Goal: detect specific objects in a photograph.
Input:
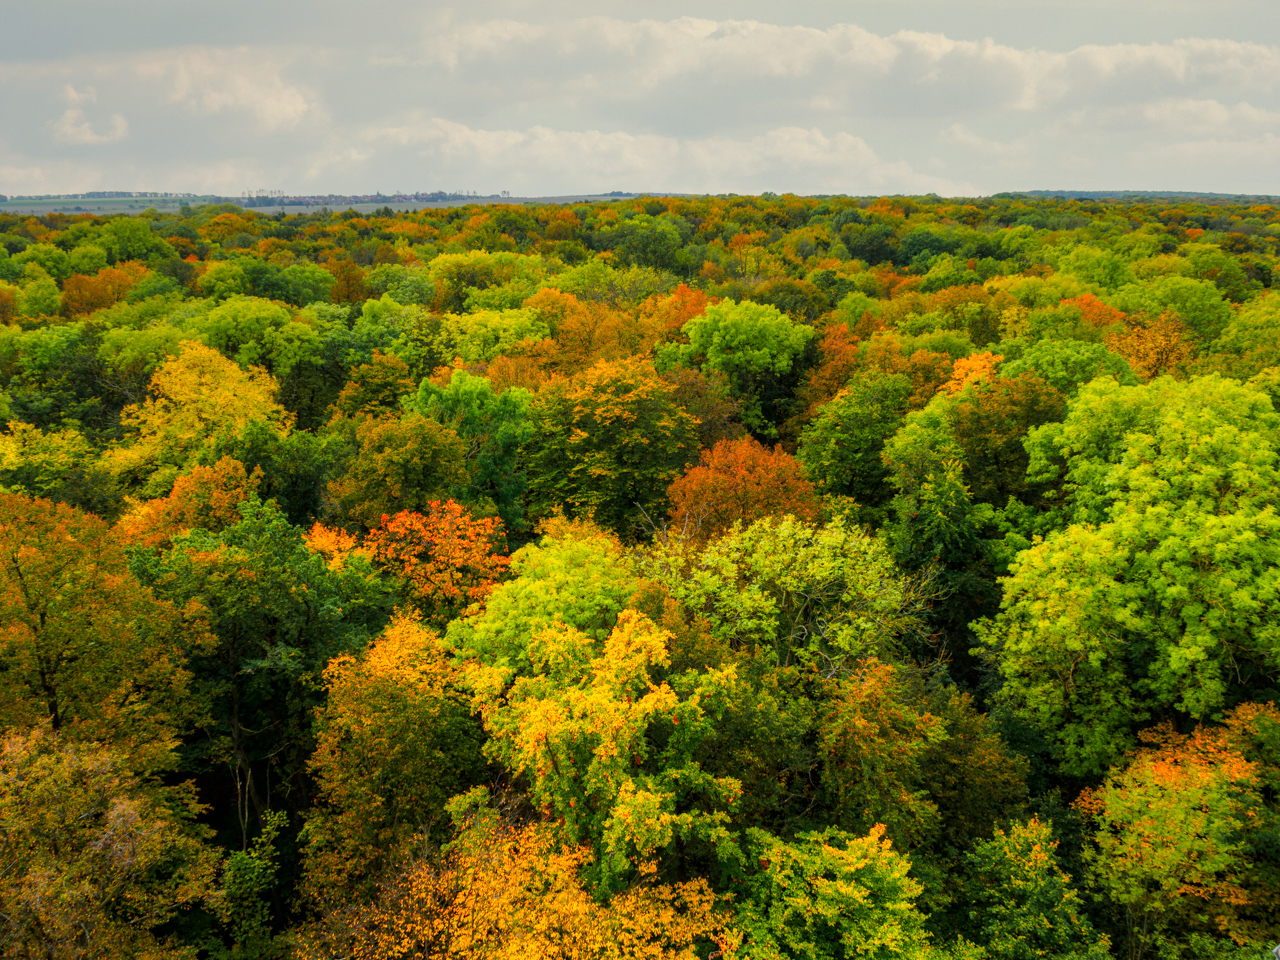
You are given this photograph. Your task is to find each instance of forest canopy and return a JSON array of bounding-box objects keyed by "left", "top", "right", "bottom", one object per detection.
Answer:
[{"left": 2, "top": 191, "right": 1279, "bottom": 960}]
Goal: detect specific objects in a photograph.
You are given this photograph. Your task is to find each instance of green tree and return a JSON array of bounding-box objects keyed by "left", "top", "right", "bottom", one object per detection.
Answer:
[
  {"left": 643, "top": 515, "right": 927, "bottom": 672},
  {"left": 132, "top": 499, "right": 392, "bottom": 836},
  {"left": 736, "top": 825, "right": 930, "bottom": 960},
  {"left": 446, "top": 515, "right": 636, "bottom": 684},
  {"left": 798, "top": 372, "right": 912, "bottom": 520},
  {"left": 13, "top": 243, "right": 70, "bottom": 281},
  {"left": 957, "top": 818, "right": 1108, "bottom": 960},
  {"left": 413, "top": 370, "right": 534, "bottom": 534},
  {"left": 19, "top": 276, "right": 61, "bottom": 317},
  {"left": 474, "top": 609, "right": 742, "bottom": 891},
  {"left": 999, "top": 339, "right": 1137, "bottom": 397},
  {"left": 979, "top": 376, "right": 1280, "bottom": 773},
  {"left": 100, "top": 217, "right": 178, "bottom": 263},
  {"left": 663, "top": 299, "right": 815, "bottom": 436},
  {"left": 523, "top": 358, "right": 698, "bottom": 536},
  {"left": 326, "top": 413, "right": 467, "bottom": 531}
]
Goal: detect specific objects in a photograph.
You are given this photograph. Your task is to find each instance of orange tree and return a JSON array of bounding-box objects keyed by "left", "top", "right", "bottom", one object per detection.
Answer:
[
  {"left": 1077, "top": 708, "right": 1280, "bottom": 958},
  {"left": 297, "top": 795, "right": 735, "bottom": 960},
  {"left": 365, "top": 501, "right": 510, "bottom": 627},
  {"left": 666, "top": 435, "right": 821, "bottom": 542}
]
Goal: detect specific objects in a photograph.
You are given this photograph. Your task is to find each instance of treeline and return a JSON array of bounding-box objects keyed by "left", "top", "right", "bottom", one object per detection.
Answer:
[{"left": 1, "top": 192, "right": 1279, "bottom": 960}]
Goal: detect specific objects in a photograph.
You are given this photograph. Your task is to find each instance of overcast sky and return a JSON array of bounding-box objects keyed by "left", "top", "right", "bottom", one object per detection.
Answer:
[{"left": 1, "top": 1, "right": 1277, "bottom": 197}]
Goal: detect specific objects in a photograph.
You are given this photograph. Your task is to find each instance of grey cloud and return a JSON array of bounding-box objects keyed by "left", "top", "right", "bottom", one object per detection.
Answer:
[{"left": 1, "top": 10, "right": 1278, "bottom": 196}]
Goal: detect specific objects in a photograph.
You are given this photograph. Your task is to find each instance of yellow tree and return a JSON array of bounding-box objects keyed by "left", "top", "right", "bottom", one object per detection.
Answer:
[
  {"left": 472, "top": 609, "right": 742, "bottom": 891},
  {"left": 297, "top": 799, "right": 735, "bottom": 960},
  {"left": 0, "top": 728, "right": 218, "bottom": 960},
  {"left": 105, "top": 339, "right": 292, "bottom": 496}
]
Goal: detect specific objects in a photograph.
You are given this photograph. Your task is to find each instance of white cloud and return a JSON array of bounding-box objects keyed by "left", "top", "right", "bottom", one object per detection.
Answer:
[
  {"left": 63, "top": 83, "right": 96, "bottom": 104},
  {"left": 51, "top": 108, "right": 128, "bottom": 145},
  {"left": 358, "top": 116, "right": 968, "bottom": 195},
  {"left": 133, "top": 47, "right": 315, "bottom": 129},
  {"left": 1, "top": 12, "right": 1279, "bottom": 195}
]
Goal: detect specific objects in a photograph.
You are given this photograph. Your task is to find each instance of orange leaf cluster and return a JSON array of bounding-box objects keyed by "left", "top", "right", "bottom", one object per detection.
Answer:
[
  {"left": 305, "top": 522, "right": 370, "bottom": 571},
  {"left": 61, "top": 261, "right": 150, "bottom": 316},
  {"left": 667, "top": 436, "right": 821, "bottom": 542},
  {"left": 1062, "top": 292, "right": 1129, "bottom": 329},
  {"left": 1105, "top": 312, "right": 1196, "bottom": 381},
  {"left": 366, "top": 501, "right": 510, "bottom": 624},
  {"left": 944, "top": 351, "right": 1004, "bottom": 395},
  {"left": 299, "top": 815, "right": 735, "bottom": 960},
  {"left": 114, "top": 456, "right": 262, "bottom": 549}
]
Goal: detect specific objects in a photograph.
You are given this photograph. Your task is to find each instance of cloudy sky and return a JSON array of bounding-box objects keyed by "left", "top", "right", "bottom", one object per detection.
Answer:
[{"left": 1, "top": 0, "right": 1277, "bottom": 197}]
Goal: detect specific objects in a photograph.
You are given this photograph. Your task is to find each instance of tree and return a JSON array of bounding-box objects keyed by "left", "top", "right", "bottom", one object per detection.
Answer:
[
  {"left": 818, "top": 660, "right": 946, "bottom": 850},
  {"left": 330, "top": 351, "right": 416, "bottom": 422},
  {"left": 413, "top": 370, "right": 534, "bottom": 534},
  {"left": 446, "top": 515, "right": 637, "bottom": 685},
  {"left": 1196, "top": 291, "right": 1280, "bottom": 381},
  {"left": 979, "top": 376, "right": 1280, "bottom": 773},
  {"left": 1000, "top": 339, "right": 1136, "bottom": 397},
  {"left": 1024, "top": 374, "right": 1280, "bottom": 528},
  {"left": 663, "top": 299, "right": 815, "bottom": 436},
  {"left": 1105, "top": 312, "right": 1197, "bottom": 381},
  {"left": 114, "top": 456, "right": 262, "bottom": 549},
  {"left": 301, "top": 614, "right": 487, "bottom": 903},
  {"left": 643, "top": 515, "right": 928, "bottom": 673},
  {"left": 99, "top": 216, "right": 177, "bottom": 263},
  {"left": 0, "top": 728, "right": 218, "bottom": 960},
  {"left": 298, "top": 800, "right": 734, "bottom": 960},
  {"left": 19, "top": 276, "right": 61, "bottom": 317},
  {"left": 474, "top": 609, "right": 742, "bottom": 890},
  {"left": 959, "top": 817, "right": 1109, "bottom": 960},
  {"left": 326, "top": 413, "right": 467, "bottom": 531},
  {"left": 647, "top": 369, "right": 742, "bottom": 453},
  {"left": 945, "top": 373, "right": 1065, "bottom": 507},
  {"left": 523, "top": 358, "right": 699, "bottom": 536},
  {"left": 798, "top": 372, "right": 912, "bottom": 520},
  {"left": 0, "top": 492, "right": 208, "bottom": 774},
  {"left": 0, "top": 420, "right": 120, "bottom": 517},
  {"left": 132, "top": 499, "right": 392, "bottom": 837},
  {"left": 667, "top": 436, "right": 821, "bottom": 541},
  {"left": 1077, "top": 714, "right": 1278, "bottom": 959},
  {"left": 736, "top": 825, "right": 930, "bottom": 960},
  {"left": 105, "top": 340, "right": 292, "bottom": 496},
  {"left": 366, "top": 502, "right": 510, "bottom": 627},
  {"left": 61, "top": 262, "right": 148, "bottom": 316}
]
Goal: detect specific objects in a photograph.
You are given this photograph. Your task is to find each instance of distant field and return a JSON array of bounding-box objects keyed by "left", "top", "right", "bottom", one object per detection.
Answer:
[
  {"left": 0, "top": 193, "right": 640, "bottom": 216},
  {"left": 0, "top": 196, "right": 216, "bottom": 216}
]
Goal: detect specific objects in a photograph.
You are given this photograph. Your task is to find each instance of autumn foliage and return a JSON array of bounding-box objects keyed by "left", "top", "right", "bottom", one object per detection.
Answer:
[
  {"left": 666, "top": 435, "right": 821, "bottom": 540},
  {"left": 4, "top": 193, "right": 1280, "bottom": 958},
  {"left": 366, "top": 501, "right": 511, "bottom": 625}
]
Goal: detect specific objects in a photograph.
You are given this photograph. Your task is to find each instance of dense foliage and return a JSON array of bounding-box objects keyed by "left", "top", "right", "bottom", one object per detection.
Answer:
[{"left": 2, "top": 191, "right": 1280, "bottom": 959}]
